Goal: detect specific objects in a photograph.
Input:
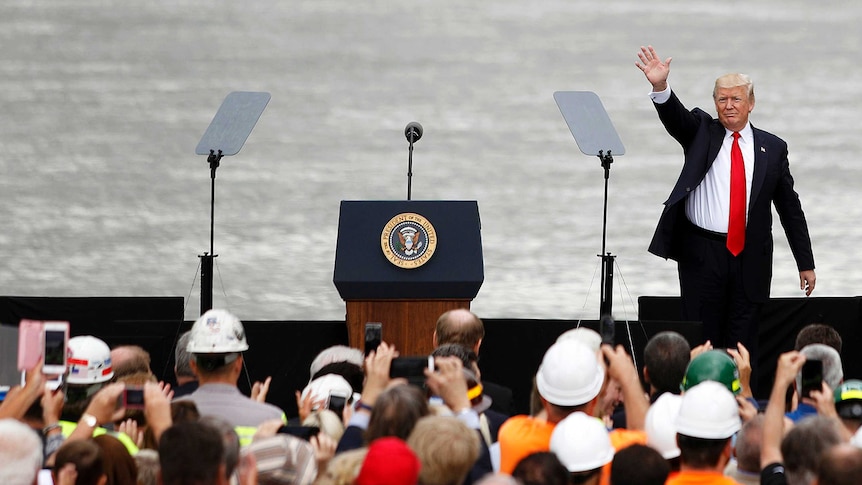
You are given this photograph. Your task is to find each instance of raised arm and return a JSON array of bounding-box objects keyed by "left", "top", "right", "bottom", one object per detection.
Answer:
[
  {"left": 635, "top": 45, "right": 672, "bottom": 92},
  {"left": 602, "top": 344, "right": 649, "bottom": 430},
  {"left": 761, "top": 351, "right": 805, "bottom": 469}
]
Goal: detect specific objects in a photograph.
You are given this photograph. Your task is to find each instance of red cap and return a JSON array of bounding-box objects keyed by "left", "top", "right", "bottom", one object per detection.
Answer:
[{"left": 354, "top": 437, "right": 421, "bottom": 485}]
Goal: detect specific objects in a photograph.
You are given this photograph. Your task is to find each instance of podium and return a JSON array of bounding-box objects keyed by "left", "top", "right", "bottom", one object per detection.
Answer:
[{"left": 333, "top": 201, "right": 484, "bottom": 355}]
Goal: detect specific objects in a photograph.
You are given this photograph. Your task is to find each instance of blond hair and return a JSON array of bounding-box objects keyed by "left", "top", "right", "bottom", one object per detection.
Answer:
[
  {"left": 408, "top": 416, "right": 481, "bottom": 485},
  {"left": 314, "top": 447, "right": 367, "bottom": 485},
  {"left": 713, "top": 73, "right": 754, "bottom": 101},
  {"left": 302, "top": 409, "right": 345, "bottom": 442}
]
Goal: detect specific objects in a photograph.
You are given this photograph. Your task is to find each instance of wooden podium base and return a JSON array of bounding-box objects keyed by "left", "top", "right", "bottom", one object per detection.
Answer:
[{"left": 345, "top": 300, "right": 471, "bottom": 356}]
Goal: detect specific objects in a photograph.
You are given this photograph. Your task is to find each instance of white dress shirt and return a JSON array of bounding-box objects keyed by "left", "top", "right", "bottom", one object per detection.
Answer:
[{"left": 650, "top": 85, "right": 755, "bottom": 233}]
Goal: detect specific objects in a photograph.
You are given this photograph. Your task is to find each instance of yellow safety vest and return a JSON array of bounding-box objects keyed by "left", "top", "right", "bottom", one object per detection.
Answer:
[
  {"left": 59, "top": 420, "right": 140, "bottom": 455},
  {"left": 234, "top": 412, "right": 288, "bottom": 447}
]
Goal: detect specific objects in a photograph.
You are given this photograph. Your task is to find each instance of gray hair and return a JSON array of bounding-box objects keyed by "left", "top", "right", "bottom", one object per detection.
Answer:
[
  {"left": 474, "top": 474, "right": 522, "bottom": 485},
  {"left": 797, "top": 344, "right": 844, "bottom": 392},
  {"left": 0, "top": 418, "right": 43, "bottom": 484},
  {"left": 175, "top": 331, "right": 195, "bottom": 378},
  {"left": 734, "top": 414, "right": 765, "bottom": 473},
  {"left": 134, "top": 449, "right": 160, "bottom": 485},
  {"left": 199, "top": 416, "right": 240, "bottom": 479},
  {"left": 781, "top": 415, "right": 844, "bottom": 485}
]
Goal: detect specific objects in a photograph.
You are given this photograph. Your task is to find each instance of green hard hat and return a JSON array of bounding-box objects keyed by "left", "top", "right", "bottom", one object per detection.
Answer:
[
  {"left": 834, "top": 379, "right": 862, "bottom": 419},
  {"left": 681, "top": 350, "right": 742, "bottom": 395}
]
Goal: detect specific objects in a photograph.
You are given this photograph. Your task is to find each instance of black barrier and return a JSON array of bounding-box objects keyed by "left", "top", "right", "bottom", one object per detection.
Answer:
[
  {"left": 4, "top": 296, "right": 861, "bottom": 415},
  {"left": 639, "top": 296, "right": 862, "bottom": 400}
]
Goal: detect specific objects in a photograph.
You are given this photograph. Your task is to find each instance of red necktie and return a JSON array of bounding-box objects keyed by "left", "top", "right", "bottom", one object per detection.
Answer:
[{"left": 727, "top": 132, "right": 745, "bottom": 256}]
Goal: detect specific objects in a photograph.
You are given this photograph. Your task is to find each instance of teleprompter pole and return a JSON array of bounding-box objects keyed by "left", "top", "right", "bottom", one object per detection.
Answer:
[
  {"left": 553, "top": 91, "right": 625, "bottom": 319},
  {"left": 199, "top": 149, "right": 223, "bottom": 314},
  {"left": 598, "top": 150, "right": 615, "bottom": 319},
  {"left": 194, "top": 92, "right": 270, "bottom": 316}
]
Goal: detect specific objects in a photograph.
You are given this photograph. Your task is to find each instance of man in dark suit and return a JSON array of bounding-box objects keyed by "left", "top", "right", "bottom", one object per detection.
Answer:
[
  {"left": 635, "top": 46, "right": 816, "bottom": 377},
  {"left": 434, "top": 309, "right": 515, "bottom": 416}
]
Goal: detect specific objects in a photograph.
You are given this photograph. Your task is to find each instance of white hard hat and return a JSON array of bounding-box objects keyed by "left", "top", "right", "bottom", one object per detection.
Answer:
[
  {"left": 555, "top": 327, "right": 602, "bottom": 352},
  {"left": 675, "top": 381, "right": 741, "bottom": 439},
  {"left": 301, "top": 374, "right": 354, "bottom": 402},
  {"left": 645, "top": 392, "right": 683, "bottom": 459},
  {"left": 67, "top": 336, "right": 114, "bottom": 384},
  {"left": 536, "top": 340, "right": 604, "bottom": 406},
  {"left": 549, "top": 412, "right": 614, "bottom": 472},
  {"left": 187, "top": 309, "right": 249, "bottom": 354}
]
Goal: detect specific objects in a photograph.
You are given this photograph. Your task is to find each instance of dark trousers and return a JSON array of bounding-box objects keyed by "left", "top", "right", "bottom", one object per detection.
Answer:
[{"left": 678, "top": 221, "right": 761, "bottom": 391}]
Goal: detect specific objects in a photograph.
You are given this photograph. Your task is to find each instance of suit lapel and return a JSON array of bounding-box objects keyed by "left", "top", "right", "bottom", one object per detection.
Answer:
[
  {"left": 750, "top": 127, "right": 767, "bottom": 206},
  {"left": 707, "top": 122, "right": 724, "bottom": 169}
]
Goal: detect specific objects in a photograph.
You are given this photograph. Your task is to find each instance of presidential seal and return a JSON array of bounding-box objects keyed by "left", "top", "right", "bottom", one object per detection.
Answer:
[{"left": 380, "top": 212, "right": 437, "bottom": 269}]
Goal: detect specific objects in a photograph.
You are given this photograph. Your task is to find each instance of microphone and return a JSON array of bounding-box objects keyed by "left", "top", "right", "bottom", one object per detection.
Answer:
[{"left": 404, "top": 122, "right": 423, "bottom": 143}]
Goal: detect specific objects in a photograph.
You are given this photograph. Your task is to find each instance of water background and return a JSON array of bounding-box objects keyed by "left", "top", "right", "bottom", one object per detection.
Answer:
[{"left": 1, "top": 0, "right": 860, "bottom": 322}]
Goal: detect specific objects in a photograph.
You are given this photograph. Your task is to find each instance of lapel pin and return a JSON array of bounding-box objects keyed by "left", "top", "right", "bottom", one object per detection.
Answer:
[{"left": 760, "top": 147, "right": 766, "bottom": 152}]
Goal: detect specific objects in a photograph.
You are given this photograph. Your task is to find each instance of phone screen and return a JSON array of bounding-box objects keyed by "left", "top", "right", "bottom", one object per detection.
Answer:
[
  {"left": 801, "top": 359, "right": 823, "bottom": 398},
  {"left": 44, "top": 330, "right": 67, "bottom": 367},
  {"left": 327, "top": 394, "right": 347, "bottom": 417},
  {"left": 41, "top": 322, "right": 69, "bottom": 375},
  {"left": 600, "top": 316, "right": 615, "bottom": 346},
  {"left": 365, "top": 322, "right": 382, "bottom": 356},
  {"left": 123, "top": 387, "right": 146, "bottom": 409}
]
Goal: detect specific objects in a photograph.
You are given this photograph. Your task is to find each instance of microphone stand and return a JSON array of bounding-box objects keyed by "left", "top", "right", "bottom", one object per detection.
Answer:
[
  {"left": 407, "top": 138, "right": 414, "bottom": 200},
  {"left": 404, "top": 122, "right": 421, "bottom": 200}
]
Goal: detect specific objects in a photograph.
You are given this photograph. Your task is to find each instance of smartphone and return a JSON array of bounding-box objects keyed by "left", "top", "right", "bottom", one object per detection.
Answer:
[
  {"left": 390, "top": 355, "right": 434, "bottom": 387},
  {"left": 800, "top": 359, "right": 823, "bottom": 398},
  {"left": 122, "top": 386, "right": 146, "bottom": 410},
  {"left": 18, "top": 320, "right": 44, "bottom": 371},
  {"left": 277, "top": 425, "right": 320, "bottom": 441},
  {"left": 42, "top": 321, "right": 70, "bottom": 375},
  {"left": 365, "top": 322, "right": 382, "bottom": 356},
  {"left": 599, "top": 316, "right": 615, "bottom": 346},
  {"left": 326, "top": 391, "right": 349, "bottom": 417}
]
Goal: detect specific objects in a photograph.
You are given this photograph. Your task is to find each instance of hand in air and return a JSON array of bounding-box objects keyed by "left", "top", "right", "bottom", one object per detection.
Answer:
[{"left": 635, "top": 45, "right": 672, "bottom": 90}]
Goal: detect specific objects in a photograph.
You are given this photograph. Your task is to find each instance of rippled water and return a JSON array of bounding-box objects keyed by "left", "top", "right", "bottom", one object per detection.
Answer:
[{"left": 1, "top": 0, "right": 860, "bottom": 322}]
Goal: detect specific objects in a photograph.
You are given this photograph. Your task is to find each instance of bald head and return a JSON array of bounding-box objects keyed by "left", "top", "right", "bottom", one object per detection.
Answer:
[
  {"left": 434, "top": 309, "right": 485, "bottom": 353},
  {"left": 111, "top": 345, "right": 152, "bottom": 379}
]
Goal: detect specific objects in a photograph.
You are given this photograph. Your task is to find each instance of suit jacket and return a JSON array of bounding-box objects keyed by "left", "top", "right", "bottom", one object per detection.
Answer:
[
  {"left": 648, "top": 91, "right": 814, "bottom": 302},
  {"left": 482, "top": 380, "right": 515, "bottom": 417}
]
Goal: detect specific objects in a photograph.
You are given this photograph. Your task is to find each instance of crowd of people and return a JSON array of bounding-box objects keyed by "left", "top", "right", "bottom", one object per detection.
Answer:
[{"left": 3, "top": 309, "right": 862, "bottom": 485}]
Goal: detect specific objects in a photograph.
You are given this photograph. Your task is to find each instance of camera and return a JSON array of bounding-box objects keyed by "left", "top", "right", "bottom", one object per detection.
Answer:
[
  {"left": 122, "top": 386, "right": 146, "bottom": 409},
  {"left": 390, "top": 355, "right": 434, "bottom": 387}
]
